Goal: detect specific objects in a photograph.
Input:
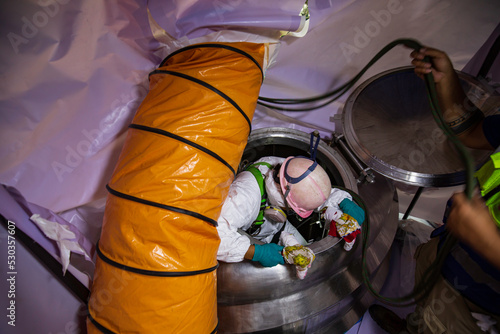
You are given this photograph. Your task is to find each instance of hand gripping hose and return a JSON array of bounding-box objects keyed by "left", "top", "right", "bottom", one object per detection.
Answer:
[
  {"left": 86, "top": 42, "right": 265, "bottom": 333},
  {"left": 259, "top": 38, "right": 476, "bottom": 306},
  {"left": 360, "top": 40, "right": 475, "bottom": 307}
]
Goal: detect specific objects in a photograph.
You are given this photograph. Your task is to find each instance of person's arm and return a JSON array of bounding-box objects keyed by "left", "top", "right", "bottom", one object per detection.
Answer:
[
  {"left": 410, "top": 47, "right": 494, "bottom": 150},
  {"left": 244, "top": 245, "right": 255, "bottom": 260},
  {"left": 216, "top": 171, "right": 284, "bottom": 266},
  {"left": 216, "top": 171, "right": 260, "bottom": 263},
  {"left": 446, "top": 192, "right": 500, "bottom": 270}
]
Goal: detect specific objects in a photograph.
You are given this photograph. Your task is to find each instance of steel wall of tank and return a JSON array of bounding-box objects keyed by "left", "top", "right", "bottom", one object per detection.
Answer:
[{"left": 217, "top": 128, "right": 399, "bottom": 333}]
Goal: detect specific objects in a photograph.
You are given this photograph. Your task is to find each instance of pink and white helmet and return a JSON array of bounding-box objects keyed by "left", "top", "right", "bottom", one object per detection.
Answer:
[{"left": 279, "top": 157, "right": 331, "bottom": 218}]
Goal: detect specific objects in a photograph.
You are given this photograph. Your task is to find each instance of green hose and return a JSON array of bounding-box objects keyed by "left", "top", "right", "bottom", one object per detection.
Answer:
[
  {"left": 260, "top": 38, "right": 476, "bottom": 305},
  {"left": 356, "top": 40, "right": 475, "bottom": 306}
]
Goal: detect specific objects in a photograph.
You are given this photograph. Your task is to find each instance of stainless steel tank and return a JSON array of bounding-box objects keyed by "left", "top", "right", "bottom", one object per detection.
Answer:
[
  {"left": 216, "top": 65, "right": 495, "bottom": 333},
  {"left": 217, "top": 127, "right": 399, "bottom": 333}
]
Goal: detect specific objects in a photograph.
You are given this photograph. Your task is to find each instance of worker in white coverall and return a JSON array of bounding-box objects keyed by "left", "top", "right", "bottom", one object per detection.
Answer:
[{"left": 216, "top": 154, "right": 366, "bottom": 267}]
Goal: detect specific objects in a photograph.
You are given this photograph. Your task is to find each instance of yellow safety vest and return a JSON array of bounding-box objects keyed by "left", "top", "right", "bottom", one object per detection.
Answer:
[{"left": 475, "top": 151, "right": 500, "bottom": 227}]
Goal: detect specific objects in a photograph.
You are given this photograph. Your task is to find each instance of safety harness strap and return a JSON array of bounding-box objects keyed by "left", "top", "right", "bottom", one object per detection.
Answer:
[{"left": 245, "top": 162, "right": 273, "bottom": 226}]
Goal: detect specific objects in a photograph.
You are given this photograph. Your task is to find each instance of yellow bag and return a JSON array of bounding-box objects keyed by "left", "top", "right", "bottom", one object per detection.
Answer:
[{"left": 87, "top": 42, "right": 265, "bottom": 333}]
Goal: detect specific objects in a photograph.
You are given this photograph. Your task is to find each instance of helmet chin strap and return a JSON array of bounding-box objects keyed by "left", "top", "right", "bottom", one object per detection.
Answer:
[{"left": 284, "top": 184, "right": 291, "bottom": 202}]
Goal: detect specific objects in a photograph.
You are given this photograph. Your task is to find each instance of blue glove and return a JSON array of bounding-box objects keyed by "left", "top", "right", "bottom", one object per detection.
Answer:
[
  {"left": 252, "top": 243, "right": 284, "bottom": 267},
  {"left": 339, "top": 198, "right": 365, "bottom": 225}
]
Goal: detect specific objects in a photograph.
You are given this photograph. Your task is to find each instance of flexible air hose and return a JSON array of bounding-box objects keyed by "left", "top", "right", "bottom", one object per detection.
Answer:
[{"left": 86, "top": 42, "right": 265, "bottom": 333}]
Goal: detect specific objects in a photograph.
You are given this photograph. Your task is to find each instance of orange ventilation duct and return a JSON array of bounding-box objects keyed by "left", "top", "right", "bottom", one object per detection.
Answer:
[{"left": 87, "top": 42, "right": 265, "bottom": 333}]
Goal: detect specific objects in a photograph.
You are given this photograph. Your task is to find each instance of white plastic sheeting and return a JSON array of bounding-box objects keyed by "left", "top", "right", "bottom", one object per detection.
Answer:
[{"left": 0, "top": 0, "right": 499, "bottom": 333}]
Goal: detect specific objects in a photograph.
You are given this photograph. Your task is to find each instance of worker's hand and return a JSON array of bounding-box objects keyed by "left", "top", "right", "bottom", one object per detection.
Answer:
[
  {"left": 252, "top": 243, "right": 285, "bottom": 267},
  {"left": 328, "top": 213, "right": 361, "bottom": 251},
  {"left": 446, "top": 192, "right": 500, "bottom": 270},
  {"left": 339, "top": 198, "right": 365, "bottom": 225},
  {"left": 446, "top": 192, "right": 497, "bottom": 247},
  {"left": 410, "top": 47, "right": 455, "bottom": 83}
]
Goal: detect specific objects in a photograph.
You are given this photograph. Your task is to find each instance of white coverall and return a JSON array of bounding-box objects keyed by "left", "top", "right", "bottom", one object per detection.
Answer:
[
  {"left": 216, "top": 156, "right": 305, "bottom": 263},
  {"left": 216, "top": 156, "right": 355, "bottom": 262}
]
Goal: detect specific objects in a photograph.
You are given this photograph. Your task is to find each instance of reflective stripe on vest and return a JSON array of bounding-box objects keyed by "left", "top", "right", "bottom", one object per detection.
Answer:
[
  {"left": 475, "top": 150, "right": 500, "bottom": 227},
  {"left": 245, "top": 162, "right": 273, "bottom": 226}
]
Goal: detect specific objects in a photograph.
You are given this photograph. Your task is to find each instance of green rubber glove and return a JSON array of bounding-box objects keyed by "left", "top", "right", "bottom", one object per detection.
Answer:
[
  {"left": 339, "top": 198, "right": 365, "bottom": 225},
  {"left": 252, "top": 243, "right": 284, "bottom": 267}
]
